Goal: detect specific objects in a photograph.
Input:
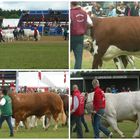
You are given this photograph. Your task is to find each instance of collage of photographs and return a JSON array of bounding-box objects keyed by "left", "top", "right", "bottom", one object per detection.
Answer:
[{"left": 1, "top": 0, "right": 140, "bottom": 139}]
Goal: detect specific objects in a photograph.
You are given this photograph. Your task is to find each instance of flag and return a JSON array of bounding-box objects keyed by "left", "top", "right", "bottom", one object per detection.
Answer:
[
  {"left": 64, "top": 72, "right": 66, "bottom": 83},
  {"left": 38, "top": 71, "right": 41, "bottom": 80},
  {"left": 2, "top": 79, "right": 5, "bottom": 87}
]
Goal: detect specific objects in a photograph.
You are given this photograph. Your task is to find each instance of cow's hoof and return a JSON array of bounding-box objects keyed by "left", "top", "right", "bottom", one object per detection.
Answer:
[
  {"left": 53, "top": 128, "right": 57, "bottom": 131},
  {"left": 44, "top": 128, "right": 48, "bottom": 131},
  {"left": 121, "top": 134, "right": 125, "bottom": 138}
]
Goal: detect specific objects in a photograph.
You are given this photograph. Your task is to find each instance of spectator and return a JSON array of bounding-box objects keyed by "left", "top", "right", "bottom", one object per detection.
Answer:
[
  {"left": 71, "top": 84, "right": 84, "bottom": 138},
  {"left": 34, "top": 26, "right": 38, "bottom": 41},
  {"left": 92, "top": 79, "right": 112, "bottom": 138},
  {"left": 0, "top": 88, "right": 14, "bottom": 137},
  {"left": 71, "top": 2, "right": 93, "bottom": 69},
  {"left": 0, "top": 28, "right": 5, "bottom": 42},
  {"left": 116, "top": 3, "right": 125, "bottom": 16},
  {"left": 127, "top": 87, "right": 131, "bottom": 92},
  {"left": 105, "top": 87, "right": 112, "bottom": 93},
  {"left": 131, "top": 2, "right": 139, "bottom": 16},
  {"left": 121, "top": 87, "right": 127, "bottom": 92},
  {"left": 108, "top": 5, "right": 117, "bottom": 17},
  {"left": 111, "top": 85, "right": 118, "bottom": 94},
  {"left": 93, "top": 4, "right": 103, "bottom": 17},
  {"left": 124, "top": 2, "right": 131, "bottom": 16},
  {"left": 64, "top": 27, "right": 68, "bottom": 40},
  {"left": 13, "top": 27, "right": 18, "bottom": 40}
]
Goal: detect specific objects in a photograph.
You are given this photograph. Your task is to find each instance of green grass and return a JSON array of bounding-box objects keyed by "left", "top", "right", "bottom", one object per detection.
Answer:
[
  {"left": 71, "top": 115, "right": 138, "bottom": 138},
  {"left": 0, "top": 41, "right": 68, "bottom": 69},
  {"left": 71, "top": 50, "right": 140, "bottom": 69},
  {"left": 0, "top": 121, "right": 68, "bottom": 138}
]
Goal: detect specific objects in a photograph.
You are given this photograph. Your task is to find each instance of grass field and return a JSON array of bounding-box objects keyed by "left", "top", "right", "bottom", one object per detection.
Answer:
[
  {"left": 0, "top": 121, "right": 68, "bottom": 138},
  {"left": 0, "top": 36, "right": 68, "bottom": 69},
  {"left": 70, "top": 50, "right": 140, "bottom": 69},
  {"left": 71, "top": 115, "right": 138, "bottom": 138}
]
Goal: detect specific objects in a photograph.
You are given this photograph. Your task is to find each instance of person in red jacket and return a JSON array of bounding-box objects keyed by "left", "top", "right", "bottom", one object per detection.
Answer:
[
  {"left": 34, "top": 26, "right": 38, "bottom": 41},
  {"left": 0, "top": 28, "right": 5, "bottom": 42},
  {"left": 71, "top": 84, "right": 84, "bottom": 138},
  {"left": 92, "top": 79, "right": 113, "bottom": 138},
  {"left": 70, "top": 2, "right": 93, "bottom": 69}
]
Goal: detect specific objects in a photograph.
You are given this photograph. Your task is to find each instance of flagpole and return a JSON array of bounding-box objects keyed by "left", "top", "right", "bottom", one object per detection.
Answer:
[{"left": 38, "top": 71, "right": 42, "bottom": 92}]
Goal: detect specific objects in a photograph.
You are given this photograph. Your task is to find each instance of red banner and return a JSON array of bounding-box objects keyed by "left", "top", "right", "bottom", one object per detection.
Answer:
[
  {"left": 64, "top": 72, "right": 66, "bottom": 83},
  {"left": 38, "top": 71, "right": 41, "bottom": 80}
]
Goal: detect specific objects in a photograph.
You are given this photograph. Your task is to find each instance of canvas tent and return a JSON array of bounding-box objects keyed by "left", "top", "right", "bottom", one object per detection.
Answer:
[{"left": 2, "top": 18, "right": 19, "bottom": 27}]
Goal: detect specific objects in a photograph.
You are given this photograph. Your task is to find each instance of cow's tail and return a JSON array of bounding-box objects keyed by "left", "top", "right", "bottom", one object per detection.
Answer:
[{"left": 60, "top": 101, "right": 66, "bottom": 125}]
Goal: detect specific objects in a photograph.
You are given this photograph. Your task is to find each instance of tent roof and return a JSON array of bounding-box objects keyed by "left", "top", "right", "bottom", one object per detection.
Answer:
[{"left": 2, "top": 18, "right": 19, "bottom": 27}]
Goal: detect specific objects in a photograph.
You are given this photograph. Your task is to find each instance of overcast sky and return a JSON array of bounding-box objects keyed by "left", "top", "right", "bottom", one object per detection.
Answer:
[{"left": 0, "top": 1, "right": 68, "bottom": 10}]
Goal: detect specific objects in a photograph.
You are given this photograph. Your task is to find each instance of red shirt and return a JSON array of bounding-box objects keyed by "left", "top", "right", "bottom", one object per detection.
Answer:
[
  {"left": 71, "top": 89, "right": 84, "bottom": 116},
  {"left": 93, "top": 86, "right": 106, "bottom": 112},
  {"left": 34, "top": 29, "right": 37, "bottom": 35},
  {"left": 71, "top": 7, "right": 87, "bottom": 35}
]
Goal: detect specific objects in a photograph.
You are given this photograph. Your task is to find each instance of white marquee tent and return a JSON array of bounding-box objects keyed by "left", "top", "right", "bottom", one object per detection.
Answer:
[
  {"left": 2, "top": 18, "right": 19, "bottom": 27},
  {"left": 16, "top": 71, "right": 69, "bottom": 92}
]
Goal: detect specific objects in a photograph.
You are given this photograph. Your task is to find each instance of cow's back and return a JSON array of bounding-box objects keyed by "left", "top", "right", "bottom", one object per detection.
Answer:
[
  {"left": 93, "top": 17, "right": 140, "bottom": 52},
  {"left": 9, "top": 92, "right": 63, "bottom": 119},
  {"left": 105, "top": 92, "right": 139, "bottom": 121}
]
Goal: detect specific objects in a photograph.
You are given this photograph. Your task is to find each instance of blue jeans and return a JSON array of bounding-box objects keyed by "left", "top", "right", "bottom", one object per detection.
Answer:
[
  {"left": 71, "top": 35, "right": 84, "bottom": 69},
  {"left": 92, "top": 109, "right": 110, "bottom": 138},
  {"left": 0, "top": 115, "right": 14, "bottom": 135},
  {"left": 73, "top": 114, "right": 89, "bottom": 131},
  {"left": 71, "top": 114, "right": 83, "bottom": 138}
]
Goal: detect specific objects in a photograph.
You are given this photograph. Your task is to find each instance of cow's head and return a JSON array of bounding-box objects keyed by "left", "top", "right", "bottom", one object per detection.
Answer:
[{"left": 84, "top": 38, "right": 94, "bottom": 54}]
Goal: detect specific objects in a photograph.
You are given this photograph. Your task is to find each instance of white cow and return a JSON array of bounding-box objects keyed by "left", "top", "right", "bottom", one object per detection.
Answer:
[
  {"left": 85, "top": 91, "right": 140, "bottom": 138},
  {"left": 2, "top": 29, "right": 15, "bottom": 42},
  {"left": 2, "top": 32, "right": 14, "bottom": 42},
  {"left": 23, "top": 29, "right": 41, "bottom": 41},
  {"left": 28, "top": 115, "right": 51, "bottom": 130}
]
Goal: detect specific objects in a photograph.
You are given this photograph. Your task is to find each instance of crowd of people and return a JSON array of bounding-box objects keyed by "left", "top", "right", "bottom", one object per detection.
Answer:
[
  {"left": 17, "top": 86, "right": 68, "bottom": 94},
  {"left": 83, "top": 2, "right": 140, "bottom": 17},
  {"left": 105, "top": 86, "right": 131, "bottom": 93}
]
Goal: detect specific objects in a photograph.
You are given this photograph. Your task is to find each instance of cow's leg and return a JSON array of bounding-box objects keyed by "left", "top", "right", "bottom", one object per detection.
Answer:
[
  {"left": 15, "top": 120, "right": 20, "bottom": 132},
  {"left": 42, "top": 115, "right": 46, "bottom": 129},
  {"left": 127, "top": 56, "right": 136, "bottom": 69},
  {"left": 34, "top": 117, "right": 38, "bottom": 127},
  {"left": 44, "top": 115, "right": 51, "bottom": 130},
  {"left": 92, "top": 42, "right": 107, "bottom": 69},
  {"left": 53, "top": 114, "right": 59, "bottom": 131},
  {"left": 23, "top": 119, "right": 29, "bottom": 129},
  {"left": 106, "top": 116, "right": 125, "bottom": 137},
  {"left": 28, "top": 116, "right": 36, "bottom": 128},
  {"left": 113, "top": 57, "right": 122, "bottom": 69},
  {"left": 133, "top": 113, "right": 140, "bottom": 137}
]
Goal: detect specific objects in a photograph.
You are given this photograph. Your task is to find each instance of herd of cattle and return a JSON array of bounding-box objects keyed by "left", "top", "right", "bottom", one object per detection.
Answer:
[
  {"left": 84, "top": 16, "right": 140, "bottom": 69},
  {"left": 1, "top": 28, "right": 41, "bottom": 42},
  {"left": 1, "top": 90, "right": 140, "bottom": 137},
  {"left": 0, "top": 92, "right": 69, "bottom": 132}
]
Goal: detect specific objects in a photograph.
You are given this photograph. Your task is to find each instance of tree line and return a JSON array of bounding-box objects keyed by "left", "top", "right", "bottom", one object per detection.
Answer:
[{"left": 0, "top": 8, "right": 22, "bottom": 18}]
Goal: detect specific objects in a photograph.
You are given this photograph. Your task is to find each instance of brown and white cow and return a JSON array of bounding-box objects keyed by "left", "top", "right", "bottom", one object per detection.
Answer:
[
  {"left": 8, "top": 92, "right": 66, "bottom": 131},
  {"left": 84, "top": 37, "right": 135, "bottom": 69},
  {"left": 90, "top": 17, "right": 140, "bottom": 69}
]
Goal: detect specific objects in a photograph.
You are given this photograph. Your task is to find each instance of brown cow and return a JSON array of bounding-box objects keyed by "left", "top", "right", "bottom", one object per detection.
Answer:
[
  {"left": 91, "top": 17, "right": 140, "bottom": 69},
  {"left": 8, "top": 92, "right": 66, "bottom": 131},
  {"left": 59, "top": 94, "right": 69, "bottom": 126}
]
